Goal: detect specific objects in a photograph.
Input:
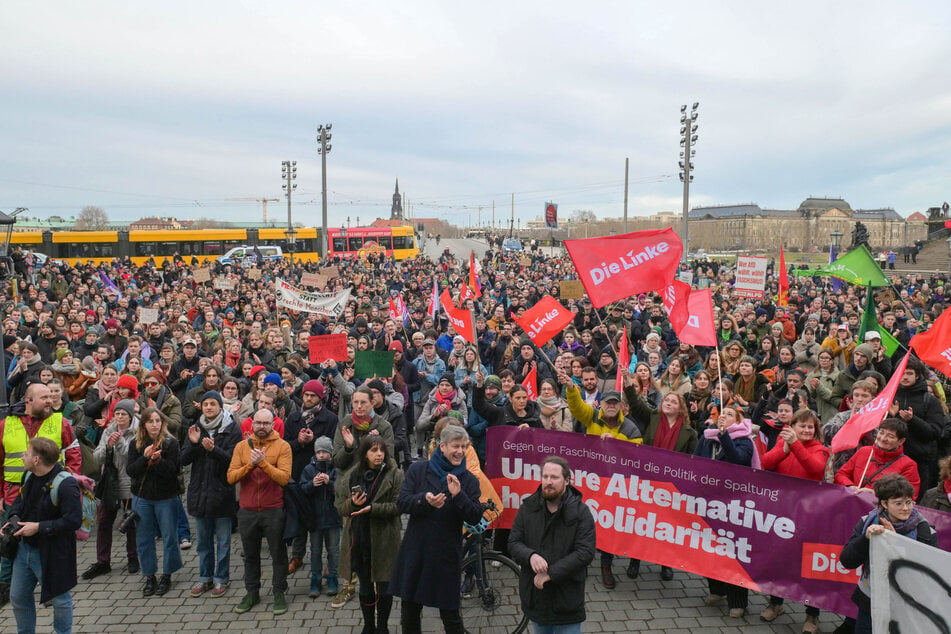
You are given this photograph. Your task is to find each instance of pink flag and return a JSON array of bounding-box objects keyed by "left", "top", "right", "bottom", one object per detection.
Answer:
[
  {"left": 676, "top": 289, "right": 717, "bottom": 347},
  {"left": 661, "top": 280, "right": 691, "bottom": 332},
  {"left": 616, "top": 326, "right": 630, "bottom": 391},
  {"left": 831, "top": 352, "right": 910, "bottom": 453},
  {"left": 522, "top": 364, "right": 538, "bottom": 400}
]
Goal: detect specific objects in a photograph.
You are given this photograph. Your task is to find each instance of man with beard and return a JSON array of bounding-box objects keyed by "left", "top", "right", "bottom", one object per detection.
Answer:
[
  {"left": 284, "top": 380, "right": 338, "bottom": 575},
  {"left": 509, "top": 456, "right": 596, "bottom": 634}
]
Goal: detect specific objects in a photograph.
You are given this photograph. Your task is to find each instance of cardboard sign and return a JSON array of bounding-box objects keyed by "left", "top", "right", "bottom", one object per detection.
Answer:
[
  {"left": 559, "top": 280, "right": 585, "bottom": 300},
  {"left": 519, "top": 256, "right": 532, "bottom": 267},
  {"left": 247, "top": 268, "right": 262, "bottom": 280},
  {"left": 139, "top": 308, "right": 159, "bottom": 324},
  {"left": 308, "top": 334, "right": 349, "bottom": 364},
  {"left": 323, "top": 266, "right": 340, "bottom": 279},
  {"left": 353, "top": 350, "right": 394, "bottom": 379},
  {"left": 301, "top": 272, "right": 322, "bottom": 288},
  {"left": 214, "top": 278, "right": 235, "bottom": 290},
  {"left": 193, "top": 268, "right": 211, "bottom": 283},
  {"left": 733, "top": 256, "right": 768, "bottom": 299}
]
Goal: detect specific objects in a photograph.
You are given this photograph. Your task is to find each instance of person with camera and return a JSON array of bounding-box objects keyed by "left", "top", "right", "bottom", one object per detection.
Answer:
[
  {"left": 0, "top": 382, "right": 82, "bottom": 606},
  {"left": 83, "top": 398, "right": 140, "bottom": 581},
  {"left": 226, "top": 408, "right": 292, "bottom": 616},
  {"left": 181, "top": 390, "right": 242, "bottom": 599},
  {"left": 126, "top": 407, "right": 183, "bottom": 597},
  {"left": 5, "top": 436, "right": 82, "bottom": 634}
]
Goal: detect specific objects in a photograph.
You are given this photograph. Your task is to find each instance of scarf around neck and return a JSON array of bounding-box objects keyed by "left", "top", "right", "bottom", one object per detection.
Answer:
[
  {"left": 52, "top": 362, "right": 78, "bottom": 375},
  {"left": 351, "top": 413, "right": 372, "bottom": 432},
  {"left": 200, "top": 410, "right": 225, "bottom": 432},
  {"left": 428, "top": 446, "right": 468, "bottom": 487},
  {"left": 538, "top": 395, "right": 563, "bottom": 417},
  {"left": 434, "top": 389, "right": 457, "bottom": 406}
]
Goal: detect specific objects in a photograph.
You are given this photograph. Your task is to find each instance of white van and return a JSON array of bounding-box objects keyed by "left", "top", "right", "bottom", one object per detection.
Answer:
[{"left": 217, "top": 245, "right": 284, "bottom": 265}]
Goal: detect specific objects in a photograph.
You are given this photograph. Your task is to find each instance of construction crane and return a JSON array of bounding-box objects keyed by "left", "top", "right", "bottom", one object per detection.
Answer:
[{"left": 225, "top": 198, "right": 280, "bottom": 223}]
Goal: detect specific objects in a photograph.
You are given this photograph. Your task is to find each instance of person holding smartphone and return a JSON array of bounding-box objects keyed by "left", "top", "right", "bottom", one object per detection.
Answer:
[{"left": 840, "top": 474, "right": 938, "bottom": 633}]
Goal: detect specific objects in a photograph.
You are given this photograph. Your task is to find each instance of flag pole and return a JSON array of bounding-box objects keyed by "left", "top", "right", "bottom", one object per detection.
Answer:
[
  {"left": 856, "top": 450, "right": 875, "bottom": 490},
  {"left": 592, "top": 307, "right": 620, "bottom": 357}
]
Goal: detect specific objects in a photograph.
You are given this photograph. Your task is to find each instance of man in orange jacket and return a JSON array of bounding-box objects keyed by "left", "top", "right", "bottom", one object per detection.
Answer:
[{"left": 227, "top": 408, "right": 292, "bottom": 616}]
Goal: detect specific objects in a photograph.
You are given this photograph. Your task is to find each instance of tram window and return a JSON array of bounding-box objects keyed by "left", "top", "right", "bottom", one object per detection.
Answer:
[
  {"left": 203, "top": 242, "right": 223, "bottom": 255},
  {"left": 375, "top": 236, "right": 392, "bottom": 250},
  {"left": 347, "top": 237, "right": 363, "bottom": 251},
  {"left": 332, "top": 237, "right": 346, "bottom": 252},
  {"left": 393, "top": 236, "right": 413, "bottom": 250}
]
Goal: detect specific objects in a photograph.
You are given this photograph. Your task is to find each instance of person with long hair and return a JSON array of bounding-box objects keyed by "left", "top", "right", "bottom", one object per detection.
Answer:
[
  {"left": 537, "top": 378, "right": 573, "bottom": 432},
  {"left": 759, "top": 409, "right": 830, "bottom": 631},
  {"left": 334, "top": 435, "right": 402, "bottom": 634},
  {"left": 656, "top": 357, "right": 691, "bottom": 400},
  {"left": 126, "top": 407, "right": 183, "bottom": 597}
]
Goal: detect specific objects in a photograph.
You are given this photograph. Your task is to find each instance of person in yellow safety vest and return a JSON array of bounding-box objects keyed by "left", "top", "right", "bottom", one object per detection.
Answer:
[{"left": 0, "top": 382, "right": 83, "bottom": 607}]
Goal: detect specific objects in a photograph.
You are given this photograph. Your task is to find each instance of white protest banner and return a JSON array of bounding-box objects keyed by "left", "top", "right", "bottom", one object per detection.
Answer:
[
  {"left": 275, "top": 279, "right": 350, "bottom": 317},
  {"left": 733, "top": 256, "right": 768, "bottom": 299},
  {"left": 139, "top": 308, "right": 159, "bottom": 324},
  {"left": 871, "top": 528, "right": 951, "bottom": 632},
  {"left": 214, "top": 278, "right": 235, "bottom": 290}
]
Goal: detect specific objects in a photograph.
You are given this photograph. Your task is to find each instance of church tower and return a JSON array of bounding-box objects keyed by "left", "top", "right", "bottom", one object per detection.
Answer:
[{"left": 390, "top": 179, "right": 403, "bottom": 221}]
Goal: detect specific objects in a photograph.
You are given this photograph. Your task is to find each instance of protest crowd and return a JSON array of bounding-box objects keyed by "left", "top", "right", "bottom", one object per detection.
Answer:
[{"left": 0, "top": 230, "right": 949, "bottom": 634}]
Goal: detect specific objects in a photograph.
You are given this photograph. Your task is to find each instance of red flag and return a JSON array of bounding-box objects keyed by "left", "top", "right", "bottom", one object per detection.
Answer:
[
  {"left": 512, "top": 296, "right": 576, "bottom": 347},
  {"left": 468, "top": 251, "right": 482, "bottom": 298},
  {"left": 778, "top": 245, "right": 788, "bottom": 307},
  {"left": 522, "top": 364, "right": 538, "bottom": 400},
  {"left": 564, "top": 227, "right": 683, "bottom": 308},
  {"left": 831, "top": 352, "right": 910, "bottom": 453},
  {"left": 910, "top": 309, "right": 951, "bottom": 376},
  {"left": 616, "top": 326, "right": 630, "bottom": 391},
  {"left": 439, "top": 289, "right": 477, "bottom": 346},
  {"left": 675, "top": 288, "right": 717, "bottom": 346},
  {"left": 661, "top": 280, "right": 691, "bottom": 332},
  {"left": 458, "top": 284, "right": 476, "bottom": 302}
]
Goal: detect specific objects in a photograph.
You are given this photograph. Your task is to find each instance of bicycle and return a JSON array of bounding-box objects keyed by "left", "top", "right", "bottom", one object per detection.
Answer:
[{"left": 458, "top": 500, "right": 528, "bottom": 634}]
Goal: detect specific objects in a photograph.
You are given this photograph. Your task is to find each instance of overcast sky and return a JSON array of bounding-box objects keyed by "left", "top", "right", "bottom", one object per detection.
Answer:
[{"left": 2, "top": 2, "right": 949, "bottom": 229}]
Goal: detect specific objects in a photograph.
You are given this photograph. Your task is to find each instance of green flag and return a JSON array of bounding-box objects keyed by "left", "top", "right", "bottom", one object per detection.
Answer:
[
  {"left": 794, "top": 244, "right": 889, "bottom": 287},
  {"left": 857, "top": 285, "right": 901, "bottom": 355}
]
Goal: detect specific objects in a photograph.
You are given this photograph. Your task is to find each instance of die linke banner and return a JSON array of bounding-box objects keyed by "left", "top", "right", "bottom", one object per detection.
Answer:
[
  {"left": 564, "top": 228, "right": 683, "bottom": 308},
  {"left": 484, "top": 427, "right": 951, "bottom": 617},
  {"left": 513, "top": 296, "right": 575, "bottom": 346},
  {"left": 439, "top": 289, "right": 477, "bottom": 346}
]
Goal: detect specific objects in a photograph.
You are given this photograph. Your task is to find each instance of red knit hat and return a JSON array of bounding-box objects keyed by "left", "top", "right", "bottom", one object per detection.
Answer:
[
  {"left": 117, "top": 374, "right": 140, "bottom": 394},
  {"left": 145, "top": 369, "right": 166, "bottom": 385}
]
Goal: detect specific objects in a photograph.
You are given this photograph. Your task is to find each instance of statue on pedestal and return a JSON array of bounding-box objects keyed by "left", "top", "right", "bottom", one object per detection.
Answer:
[{"left": 850, "top": 221, "right": 870, "bottom": 250}]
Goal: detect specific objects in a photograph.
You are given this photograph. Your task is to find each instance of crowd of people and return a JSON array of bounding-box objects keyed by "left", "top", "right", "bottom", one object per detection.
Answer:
[{"left": 0, "top": 238, "right": 949, "bottom": 633}]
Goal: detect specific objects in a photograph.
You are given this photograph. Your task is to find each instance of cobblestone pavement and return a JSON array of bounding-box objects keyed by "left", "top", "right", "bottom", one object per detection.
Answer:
[{"left": 1, "top": 512, "right": 839, "bottom": 633}]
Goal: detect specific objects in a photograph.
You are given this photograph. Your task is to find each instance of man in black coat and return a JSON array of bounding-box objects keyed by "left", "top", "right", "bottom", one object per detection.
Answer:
[
  {"left": 891, "top": 356, "right": 948, "bottom": 491},
  {"left": 283, "top": 380, "right": 338, "bottom": 573},
  {"left": 180, "top": 391, "right": 242, "bottom": 598},
  {"left": 509, "top": 456, "right": 596, "bottom": 631},
  {"left": 6, "top": 437, "right": 82, "bottom": 633}
]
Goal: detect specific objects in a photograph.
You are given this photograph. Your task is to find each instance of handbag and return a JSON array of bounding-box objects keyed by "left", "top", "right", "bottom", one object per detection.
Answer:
[{"left": 94, "top": 459, "right": 121, "bottom": 515}]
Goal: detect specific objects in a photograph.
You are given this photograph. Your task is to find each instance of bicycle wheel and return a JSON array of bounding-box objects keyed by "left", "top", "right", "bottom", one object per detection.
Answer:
[{"left": 459, "top": 552, "right": 528, "bottom": 634}]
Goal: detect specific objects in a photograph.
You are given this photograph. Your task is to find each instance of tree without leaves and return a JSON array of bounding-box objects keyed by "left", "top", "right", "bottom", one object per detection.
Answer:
[
  {"left": 570, "top": 209, "right": 597, "bottom": 223},
  {"left": 74, "top": 206, "right": 109, "bottom": 230},
  {"left": 191, "top": 217, "right": 228, "bottom": 229}
]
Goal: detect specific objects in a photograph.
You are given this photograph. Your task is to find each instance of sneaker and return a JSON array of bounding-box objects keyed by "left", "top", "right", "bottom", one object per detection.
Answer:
[
  {"left": 190, "top": 581, "right": 213, "bottom": 598},
  {"left": 760, "top": 604, "right": 786, "bottom": 622},
  {"left": 82, "top": 562, "right": 112, "bottom": 580},
  {"left": 288, "top": 557, "right": 303, "bottom": 574},
  {"left": 326, "top": 576, "right": 339, "bottom": 596},
  {"left": 180, "top": 539, "right": 192, "bottom": 550},
  {"left": 730, "top": 608, "right": 747, "bottom": 619},
  {"left": 156, "top": 574, "right": 172, "bottom": 596},
  {"left": 703, "top": 593, "right": 725, "bottom": 606},
  {"left": 460, "top": 573, "right": 475, "bottom": 598},
  {"left": 273, "top": 591, "right": 287, "bottom": 615},
  {"left": 234, "top": 591, "right": 260, "bottom": 614},
  {"left": 211, "top": 582, "right": 229, "bottom": 598},
  {"left": 331, "top": 585, "right": 354, "bottom": 608},
  {"left": 309, "top": 577, "right": 321, "bottom": 598},
  {"left": 803, "top": 614, "right": 820, "bottom": 634}
]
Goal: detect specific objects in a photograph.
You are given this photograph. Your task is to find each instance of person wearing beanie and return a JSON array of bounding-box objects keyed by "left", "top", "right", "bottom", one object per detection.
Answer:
[
  {"left": 594, "top": 345, "right": 619, "bottom": 395},
  {"left": 116, "top": 373, "right": 140, "bottom": 400},
  {"left": 365, "top": 378, "right": 411, "bottom": 469},
  {"left": 263, "top": 373, "right": 283, "bottom": 391},
  {"left": 508, "top": 338, "right": 553, "bottom": 387},
  {"left": 283, "top": 376, "right": 339, "bottom": 576},
  {"left": 137, "top": 369, "right": 184, "bottom": 441},
  {"left": 830, "top": 343, "right": 876, "bottom": 409},
  {"left": 299, "top": 436, "right": 342, "bottom": 597},
  {"left": 182, "top": 383, "right": 241, "bottom": 599}
]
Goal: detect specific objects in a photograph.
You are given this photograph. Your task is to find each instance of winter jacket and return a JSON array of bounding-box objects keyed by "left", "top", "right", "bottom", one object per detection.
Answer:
[
  {"left": 762, "top": 439, "right": 829, "bottom": 481},
  {"left": 920, "top": 485, "right": 951, "bottom": 513},
  {"left": 93, "top": 420, "right": 138, "bottom": 499},
  {"left": 508, "top": 485, "right": 596, "bottom": 626},
  {"left": 226, "top": 429, "right": 292, "bottom": 511},
  {"left": 180, "top": 412, "right": 241, "bottom": 518},
  {"left": 126, "top": 435, "right": 181, "bottom": 501},
  {"left": 806, "top": 366, "right": 840, "bottom": 423},
  {"left": 416, "top": 388, "right": 468, "bottom": 434},
  {"left": 331, "top": 414, "right": 395, "bottom": 472},
  {"left": 693, "top": 425, "right": 754, "bottom": 466},
  {"left": 625, "top": 387, "right": 697, "bottom": 454},
  {"left": 300, "top": 456, "right": 342, "bottom": 530},
  {"left": 893, "top": 376, "right": 947, "bottom": 490},
  {"left": 283, "top": 404, "right": 339, "bottom": 480},
  {"left": 834, "top": 445, "right": 921, "bottom": 498},
  {"left": 793, "top": 337, "right": 824, "bottom": 372},
  {"left": 473, "top": 385, "right": 543, "bottom": 429},
  {"left": 565, "top": 385, "right": 642, "bottom": 443},
  {"left": 467, "top": 391, "right": 508, "bottom": 464}
]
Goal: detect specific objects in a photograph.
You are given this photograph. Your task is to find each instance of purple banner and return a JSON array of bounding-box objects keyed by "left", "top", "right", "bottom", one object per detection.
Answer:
[{"left": 485, "top": 427, "right": 951, "bottom": 616}]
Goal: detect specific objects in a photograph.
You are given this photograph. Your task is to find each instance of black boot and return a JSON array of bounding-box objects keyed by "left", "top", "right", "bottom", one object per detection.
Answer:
[
  {"left": 360, "top": 598, "right": 376, "bottom": 634},
  {"left": 376, "top": 594, "right": 393, "bottom": 634},
  {"left": 143, "top": 575, "right": 157, "bottom": 597},
  {"left": 0, "top": 582, "right": 9, "bottom": 607}
]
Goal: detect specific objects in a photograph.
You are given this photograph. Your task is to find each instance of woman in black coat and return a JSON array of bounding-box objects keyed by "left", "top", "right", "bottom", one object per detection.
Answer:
[{"left": 389, "top": 425, "right": 483, "bottom": 634}]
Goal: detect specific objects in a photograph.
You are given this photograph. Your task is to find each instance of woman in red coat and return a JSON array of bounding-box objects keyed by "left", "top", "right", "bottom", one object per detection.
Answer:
[{"left": 760, "top": 409, "right": 830, "bottom": 633}]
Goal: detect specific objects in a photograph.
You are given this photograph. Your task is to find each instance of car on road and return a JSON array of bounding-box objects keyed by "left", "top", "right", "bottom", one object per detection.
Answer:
[{"left": 502, "top": 238, "right": 523, "bottom": 252}]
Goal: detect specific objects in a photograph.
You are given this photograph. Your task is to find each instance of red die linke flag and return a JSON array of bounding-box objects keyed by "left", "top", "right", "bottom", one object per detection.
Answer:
[
  {"left": 521, "top": 364, "right": 538, "bottom": 400},
  {"left": 678, "top": 288, "right": 717, "bottom": 347},
  {"left": 468, "top": 251, "right": 482, "bottom": 298},
  {"left": 910, "top": 307, "right": 951, "bottom": 376},
  {"left": 564, "top": 227, "right": 683, "bottom": 308},
  {"left": 513, "top": 296, "right": 575, "bottom": 347},
  {"left": 778, "top": 244, "right": 788, "bottom": 307},
  {"left": 831, "top": 352, "right": 910, "bottom": 453},
  {"left": 661, "top": 279, "right": 691, "bottom": 332},
  {"left": 439, "top": 289, "right": 477, "bottom": 346}
]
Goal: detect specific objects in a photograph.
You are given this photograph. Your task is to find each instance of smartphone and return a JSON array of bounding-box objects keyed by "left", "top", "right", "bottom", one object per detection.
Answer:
[{"left": 351, "top": 485, "right": 364, "bottom": 496}]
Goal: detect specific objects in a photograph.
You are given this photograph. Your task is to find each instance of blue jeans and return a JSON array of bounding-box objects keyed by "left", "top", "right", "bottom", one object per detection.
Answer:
[
  {"left": 309, "top": 526, "right": 340, "bottom": 581},
  {"left": 195, "top": 516, "right": 232, "bottom": 584},
  {"left": 12, "top": 540, "right": 73, "bottom": 634},
  {"left": 175, "top": 496, "right": 191, "bottom": 541},
  {"left": 133, "top": 496, "right": 183, "bottom": 576},
  {"left": 532, "top": 623, "right": 582, "bottom": 634}
]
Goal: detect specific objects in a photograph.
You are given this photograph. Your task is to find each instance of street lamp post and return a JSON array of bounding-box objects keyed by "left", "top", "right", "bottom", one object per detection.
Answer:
[
  {"left": 831, "top": 230, "right": 843, "bottom": 261},
  {"left": 317, "top": 124, "right": 333, "bottom": 257},
  {"left": 679, "top": 103, "right": 699, "bottom": 263},
  {"left": 281, "top": 160, "right": 297, "bottom": 271}
]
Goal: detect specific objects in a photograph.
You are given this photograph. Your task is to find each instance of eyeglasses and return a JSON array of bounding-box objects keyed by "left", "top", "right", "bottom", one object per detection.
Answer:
[
  {"left": 887, "top": 499, "right": 915, "bottom": 509},
  {"left": 144, "top": 381, "right": 160, "bottom": 387}
]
